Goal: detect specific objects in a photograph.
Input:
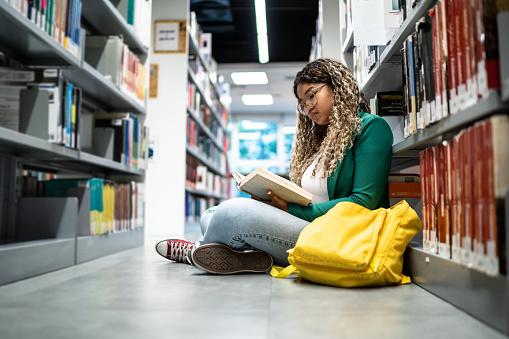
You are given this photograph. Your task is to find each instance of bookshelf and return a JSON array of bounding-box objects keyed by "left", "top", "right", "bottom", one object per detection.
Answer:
[
  {"left": 392, "top": 93, "right": 508, "bottom": 156},
  {"left": 337, "top": 0, "right": 509, "bottom": 335},
  {"left": 64, "top": 62, "right": 146, "bottom": 114},
  {"left": 81, "top": 0, "right": 149, "bottom": 56},
  {"left": 185, "top": 20, "right": 231, "bottom": 226},
  {"left": 0, "top": 0, "right": 150, "bottom": 285},
  {"left": 359, "top": 0, "right": 436, "bottom": 99},
  {"left": 0, "top": 1, "right": 81, "bottom": 66}
]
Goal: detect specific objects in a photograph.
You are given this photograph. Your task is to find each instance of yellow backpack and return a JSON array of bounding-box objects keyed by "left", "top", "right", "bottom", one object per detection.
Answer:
[{"left": 271, "top": 200, "right": 422, "bottom": 287}]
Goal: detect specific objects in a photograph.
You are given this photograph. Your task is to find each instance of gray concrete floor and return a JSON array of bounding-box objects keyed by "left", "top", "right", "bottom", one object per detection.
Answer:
[{"left": 0, "top": 235, "right": 506, "bottom": 339}]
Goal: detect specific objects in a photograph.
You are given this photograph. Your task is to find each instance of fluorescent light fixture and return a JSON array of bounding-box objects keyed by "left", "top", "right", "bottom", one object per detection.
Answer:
[
  {"left": 230, "top": 72, "right": 268, "bottom": 85},
  {"left": 255, "top": 0, "right": 269, "bottom": 63},
  {"left": 242, "top": 94, "right": 273, "bottom": 106}
]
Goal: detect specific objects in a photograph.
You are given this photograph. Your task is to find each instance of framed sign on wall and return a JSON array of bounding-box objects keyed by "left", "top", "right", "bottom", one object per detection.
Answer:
[{"left": 153, "top": 20, "right": 187, "bottom": 53}]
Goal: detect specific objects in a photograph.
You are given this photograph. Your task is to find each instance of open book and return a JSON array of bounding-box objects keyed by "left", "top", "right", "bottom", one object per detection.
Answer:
[{"left": 232, "top": 168, "right": 313, "bottom": 206}]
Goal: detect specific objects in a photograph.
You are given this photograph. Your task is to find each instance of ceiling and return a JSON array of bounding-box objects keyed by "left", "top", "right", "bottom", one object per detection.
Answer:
[
  {"left": 218, "top": 62, "right": 305, "bottom": 115},
  {"left": 190, "top": 0, "right": 318, "bottom": 63}
]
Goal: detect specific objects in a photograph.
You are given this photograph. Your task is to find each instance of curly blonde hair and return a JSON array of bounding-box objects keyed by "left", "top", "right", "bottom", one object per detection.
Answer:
[{"left": 289, "top": 58, "right": 369, "bottom": 186}]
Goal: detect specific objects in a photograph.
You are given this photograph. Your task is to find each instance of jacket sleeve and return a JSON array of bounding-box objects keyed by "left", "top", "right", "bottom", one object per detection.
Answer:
[{"left": 287, "top": 117, "right": 393, "bottom": 222}]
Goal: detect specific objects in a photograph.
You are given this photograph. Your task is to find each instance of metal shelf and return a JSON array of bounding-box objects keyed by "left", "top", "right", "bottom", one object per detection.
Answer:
[
  {"left": 0, "top": 238, "right": 75, "bottom": 285},
  {"left": 186, "top": 145, "right": 226, "bottom": 177},
  {"left": 81, "top": 0, "right": 148, "bottom": 57},
  {"left": 185, "top": 187, "right": 227, "bottom": 200},
  {"left": 187, "top": 108, "right": 226, "bottom": 154},
  {"left": 360, "top": 0, "right": 437, "bottom": 99},
  {"left": 404, "top": 246, "right": 509, "bottom": 335},
  {"left": 76, "top": 228, "right": 144, "bottom": 264},
  {"left": 392, "top": 93, "right": 508, "bottom": 156},
  {"left": 64, "top": 62, "right": 146, "bottom": 114},
  {"left": 187, "top": 67, "right": 227, "bottom": 131},
  {"left": 78, "top": 152, "right": 145, "bottom": 177},
  {"left": 0, "top": 126, "right": 78, "bottom": 160},
  {"left": 0, "top": 1, "right": 81, "bottom": 66},
  {"left": 0, "top": 126, "right": 145, "bottom": 177}
]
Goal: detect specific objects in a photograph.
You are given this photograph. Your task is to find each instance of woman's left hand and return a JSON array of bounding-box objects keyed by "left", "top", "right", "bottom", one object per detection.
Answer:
[{"left": 267, "top": 191, "right": 288, "bottom": 212}]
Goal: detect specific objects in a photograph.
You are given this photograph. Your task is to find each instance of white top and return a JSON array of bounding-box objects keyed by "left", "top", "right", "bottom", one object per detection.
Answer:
[{"left": 301, "top": 157, "right": 329, "bottom": 203}]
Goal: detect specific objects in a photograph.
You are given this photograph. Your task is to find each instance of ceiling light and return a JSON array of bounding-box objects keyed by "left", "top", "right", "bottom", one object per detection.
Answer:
[
  {"left": 230, "top": 72, "right": 268, "bottom": 85},
  {"left": 242, "top": 94, "right": 273, "bottom": 106},
  {"left": 255, "top": 0, "right": 269, "bottom": 63}
]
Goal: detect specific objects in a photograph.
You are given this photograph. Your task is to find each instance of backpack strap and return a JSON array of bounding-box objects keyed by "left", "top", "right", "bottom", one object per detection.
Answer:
[{"left": 270, "top": 265, "right": 298, "bottom": 278}]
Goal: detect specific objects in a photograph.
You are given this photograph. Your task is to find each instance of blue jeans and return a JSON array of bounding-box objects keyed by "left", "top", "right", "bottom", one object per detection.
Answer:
[{"left": 198, "top": 197, "right": 310, "bottom": 266}]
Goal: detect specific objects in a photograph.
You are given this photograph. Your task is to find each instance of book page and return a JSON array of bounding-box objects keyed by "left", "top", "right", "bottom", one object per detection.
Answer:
[{"left": 239, "top": 168, "right": 313, "bottom": 206}]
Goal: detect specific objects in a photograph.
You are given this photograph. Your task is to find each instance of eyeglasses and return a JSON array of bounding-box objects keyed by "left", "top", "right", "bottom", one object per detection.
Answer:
[{"left": 297, "top": 84, "right": 327, "bottom": 115}]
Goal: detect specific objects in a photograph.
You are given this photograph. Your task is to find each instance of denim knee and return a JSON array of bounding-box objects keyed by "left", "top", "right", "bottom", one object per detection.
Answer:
[{"left": 202, "top": 198, "right": 258, "bottom": 245}]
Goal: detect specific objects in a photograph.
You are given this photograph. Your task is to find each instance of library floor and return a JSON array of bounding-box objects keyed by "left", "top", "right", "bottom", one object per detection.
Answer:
[{"left": 0, "top": 235, "right": 505, "bottom": 339}]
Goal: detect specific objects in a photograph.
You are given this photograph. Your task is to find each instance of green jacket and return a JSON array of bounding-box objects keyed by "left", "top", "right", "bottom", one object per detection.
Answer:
[{"left": 288, "top": 111, "right": 393, "bottom": 222}]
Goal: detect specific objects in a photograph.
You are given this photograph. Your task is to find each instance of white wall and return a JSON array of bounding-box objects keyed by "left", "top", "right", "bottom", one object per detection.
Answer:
[{"left": 145, "top": 0, "right": 189, "bottom": 237}]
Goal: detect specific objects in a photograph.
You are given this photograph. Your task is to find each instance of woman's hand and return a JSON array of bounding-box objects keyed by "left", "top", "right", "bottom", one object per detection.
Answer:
[
  {"left": 268, "top": 191, "right": 289, "bottom": 212},
  {"left": 251, "top": 191, "right": 288, "bottom": 212}
]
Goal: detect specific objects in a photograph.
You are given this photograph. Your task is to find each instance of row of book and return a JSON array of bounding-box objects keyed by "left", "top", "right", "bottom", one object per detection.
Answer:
[
  {"left": 184, "top": 192, "right": 217, "bottom": 224},
  {"left": 186, "top": 116, "right": 228, "bottom": 175},
  {"left": 93, "top": 113, "right": 149, "bottom": 169},
  {"left": 85, "top": 35, "right": 146, "bottom": 103},
  {"left": 420, "top": 115, "right": 509, "bottom": 276},
  {"left": 115, "top": 0, "right": 152, "bottom": 49},
  {"left": 187, "top": 83, "right": 226, "bottom": 147},
  {"left": 188, "top": 58, "right": 222, "bottom": 117},
  {"left": 0, "top": 66, "right": 149, "bottom": 167},
  {"left": 0, "top": 67, "right": 82, "bottom": 148},
  {"left": 348, "top": 0, "right": 409, "bottom": 75},
  {"left": 401, "top": 0, "right": 508, "bottom": 136},
  {"left": 189, "top": 11, "right": 213, "bottom": 66},
  {"left": 6, "top": 0, "right": 82, "bottom": 58},
  {"left": 22, "top": 173, "right": 145, "bottom": 235},
  {"left": 186, "top": 156, "right": 230, "bottom": 197}
]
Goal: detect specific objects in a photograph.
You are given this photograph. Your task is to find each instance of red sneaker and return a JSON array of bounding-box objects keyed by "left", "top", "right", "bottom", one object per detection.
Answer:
[{"left": 155, "top": 239, "right": 195, "bottom": 264}]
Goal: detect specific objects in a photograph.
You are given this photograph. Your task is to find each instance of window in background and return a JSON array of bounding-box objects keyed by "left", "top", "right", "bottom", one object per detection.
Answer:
[
  {"left": 283, "top": 126, "right": 295, "bottom": 165},
  {"left": 238, "top": 120, "right": 278, "bottom": 161}
]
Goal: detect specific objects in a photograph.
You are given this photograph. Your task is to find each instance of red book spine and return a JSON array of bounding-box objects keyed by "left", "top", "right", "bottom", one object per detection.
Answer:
[
  {"left": 456, "top": 132, "right": 464, "bottom": 259},
  {"left": 420, "top": 150, "right": 427, "bottom": 250},
  {"left": 437, "top": 144, "right": 446, "bottom": 256},
  {"left": 431, "top": 146, "right": 438, "bottom": 253},
  {"left": 467, "top": 0, "right": 478, "bottom": 104},
  {"left": 476, "top": 0, "right": 501, "bottom": 98},
  {"left": 456, "top": 1, "right": 466, "bottom": 110},
  {"left": 429, "top": 7, "right": 442, "bottom": 121},
  {"left": 450, "top": 136, "right": 461, "bottom": 262},
  {"left": 446, "top": 0, "right": 458, "bottom": 114},
  {"left": 438, "top": 0, "right": 449, "bottom": 117},
  {"left": 484, "top": 117, "right": 498, "bottom": 275},
  {"left": 444, "top": 142, "right": 452, "bottom": 258},
  {"left": 463, "top": 127, "right": 474, "bottom": 266},
  {"left": 472, "top": 123, "right": 484, "bottom": 270},
  {"left": 425, "top": 148, "right": 433, "bottom": 251}
]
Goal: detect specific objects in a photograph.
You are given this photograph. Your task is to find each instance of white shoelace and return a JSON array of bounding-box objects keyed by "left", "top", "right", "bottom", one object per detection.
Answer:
[{"left": 169, "top": 241, "right": 194, "bottom": 264}]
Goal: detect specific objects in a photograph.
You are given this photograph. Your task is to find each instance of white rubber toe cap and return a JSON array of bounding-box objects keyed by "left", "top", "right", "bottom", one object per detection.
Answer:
[{"left": 155, "top": 241, "right": 168, "bottom": 257}]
